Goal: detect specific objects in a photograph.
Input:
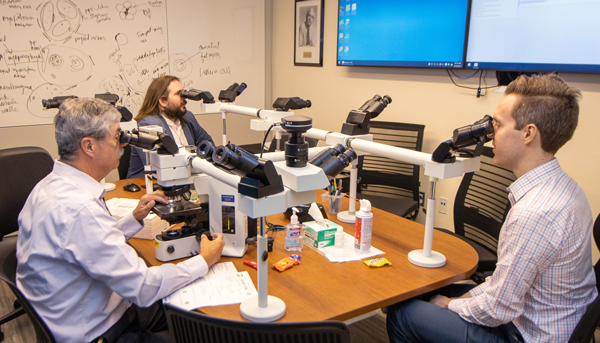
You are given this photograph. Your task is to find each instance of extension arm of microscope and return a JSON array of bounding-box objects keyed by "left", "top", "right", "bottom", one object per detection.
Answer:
[
  {"left": 304, "top": 128, "right": 480, "bottom": 179},
  {"left": 199, "top": 102, "right": 296, "bottom": 132},
  {"left": 189, "top": 156, "right": 327, "bottom": 219}
]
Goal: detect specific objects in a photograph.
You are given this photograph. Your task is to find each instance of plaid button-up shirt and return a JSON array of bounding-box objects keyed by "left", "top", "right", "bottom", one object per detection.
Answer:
[{"left": 449, "top": 158, "right": 597, "bottom": 343}]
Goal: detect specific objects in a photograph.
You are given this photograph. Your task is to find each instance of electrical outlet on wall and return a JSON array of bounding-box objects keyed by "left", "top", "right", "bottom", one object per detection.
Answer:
[
  {"left": 419, "top": 192, "right": 425, "bottom": 207},
  {"left": 439, "top": 197, "right": 448, "bottom": 214}
]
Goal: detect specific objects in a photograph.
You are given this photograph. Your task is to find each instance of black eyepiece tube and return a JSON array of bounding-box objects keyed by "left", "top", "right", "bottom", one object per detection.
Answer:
[
  {"left": 272, "top": 97, "right": 312, "bottom": 111},
  {"left": 318, "top": 149, "right": 357, "bottom": 178},
  {"left": 119, "top": 129, "right": 179, "bottom": 154},
  {"left": 41, "top": 95, "right": 78, "bottom": 109},
  {"left": 452, "top": 115, "right": 493, "bottom": 149},
  {"left": 357, "top": 94, "right": 392, "bottom": 119},
  {"left": 180, "top": 89, "right": 215, "bottom": 103},
  {"left": 309, "top": 144, "right": 346, "bottom": 167},
  {"left": 197, "top": 140, "right": 215, "bottom": 162},
  {"left": 236, "top": 82, "right": 247, "bottom": 95},
  {"left": 120, "top": 129, "right": 158, "bottom": 150},
  {"left": 212, "top": 144, "right": 260, "bottom": 176}
]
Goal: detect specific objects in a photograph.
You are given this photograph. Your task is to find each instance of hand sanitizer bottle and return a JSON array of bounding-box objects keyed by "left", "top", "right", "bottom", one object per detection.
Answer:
[{"left": 285, "top": 207, "right": 303, "bottom": 251}]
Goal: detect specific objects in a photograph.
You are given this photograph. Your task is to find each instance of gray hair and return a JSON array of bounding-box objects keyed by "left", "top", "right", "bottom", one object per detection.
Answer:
[{"left": 54, "top": 97, "right": 121, "bottom": 161}]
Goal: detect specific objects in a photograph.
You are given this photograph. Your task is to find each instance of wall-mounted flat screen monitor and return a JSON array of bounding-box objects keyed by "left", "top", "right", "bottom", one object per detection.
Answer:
[
  {"left": 466, "top": 0, "right": 600, "bottom": 73},
  {"left": 336, "top": 0, "right": 470, "bottom": 68}
]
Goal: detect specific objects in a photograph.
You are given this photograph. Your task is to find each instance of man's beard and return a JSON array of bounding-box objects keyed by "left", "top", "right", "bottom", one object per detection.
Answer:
[{"left": 162, "top": 102, "right": 186, "bottom": 121}]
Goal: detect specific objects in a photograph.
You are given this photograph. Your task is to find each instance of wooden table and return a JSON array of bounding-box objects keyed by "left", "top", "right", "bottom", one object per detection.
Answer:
[{"left": 107, "top": 178, "right": 478, "bottom": 322}]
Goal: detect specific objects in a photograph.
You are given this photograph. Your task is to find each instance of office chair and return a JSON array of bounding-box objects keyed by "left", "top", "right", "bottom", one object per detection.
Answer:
[
  {"left": 0, "top": 236, "right": 55, "bottom": 343},
  {"left": 164, "top": 304, "right": 352, "bottom": 343},
  {"left": 0, "top": 147, "right": 54, "bottom": 341},
  {"left": 436, "top": 146, "right": 516, "bottom": 284},
  {"left": 568, "top": 212, "right": 600, "bottom": 343},
  {"left": 357, "top": 121, "right": 425, "bottom": 220}
]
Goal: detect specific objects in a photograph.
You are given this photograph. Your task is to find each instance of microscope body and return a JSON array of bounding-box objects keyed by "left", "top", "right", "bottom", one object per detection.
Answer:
[{"left": 148, "top": 147, "right": 249, "bottom": 259}]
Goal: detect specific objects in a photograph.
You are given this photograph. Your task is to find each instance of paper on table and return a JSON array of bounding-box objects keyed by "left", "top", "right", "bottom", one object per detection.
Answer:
[
  {"left": 162, "top": 262, "right": 257, "bottom": 311},
  {"left": 317, "top": 232, "right": 384, "bottom": 263},
  {"left": 105, "top": 198, "right": 170, "bottom": 239},
  {"left": 105, "top": 198, "right": 140, "bottom": 218}
]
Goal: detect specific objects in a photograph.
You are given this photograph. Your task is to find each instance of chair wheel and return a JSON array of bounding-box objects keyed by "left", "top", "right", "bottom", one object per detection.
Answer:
[
  {"left": 13, "top": 300, "right": 21, "bottom": 309},
  {"left": 0, "top": 330, "right": 4, "bottom": 342}
]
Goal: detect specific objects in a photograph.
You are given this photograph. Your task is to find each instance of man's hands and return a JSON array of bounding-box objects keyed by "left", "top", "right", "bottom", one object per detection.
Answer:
[
  {"left": 200, "top": 233, "right": 225, "bottom": 267},
  {"left": 132, "top": 191, "right": 169, "bottom": 222},
  {"left": 429, "top": 291, "right": 472, "bottom": 309},
  {"left": 429, "top": 295, "right": 452, "bottom": 309}
]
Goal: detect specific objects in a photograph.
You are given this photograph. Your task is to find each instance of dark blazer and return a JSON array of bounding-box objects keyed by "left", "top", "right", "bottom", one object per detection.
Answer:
[{"left": 126, "top": 111, "right": 214, "bottom": 179}]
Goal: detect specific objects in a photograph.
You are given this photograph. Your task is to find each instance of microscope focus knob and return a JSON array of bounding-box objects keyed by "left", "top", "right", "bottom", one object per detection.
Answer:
[{"left": 167, "top": 245, "right": 175, "bottom": 254}]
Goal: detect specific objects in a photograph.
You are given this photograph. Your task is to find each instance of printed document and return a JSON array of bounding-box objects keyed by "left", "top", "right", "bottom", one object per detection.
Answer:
[{"left": 163, "top": 262, "right": 257, "bottom": 310}]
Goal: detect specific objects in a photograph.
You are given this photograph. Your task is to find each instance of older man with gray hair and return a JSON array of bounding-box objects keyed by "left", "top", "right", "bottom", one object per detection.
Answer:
[{"left": 17, "top": 97, "right": 224, "bottom": 343}]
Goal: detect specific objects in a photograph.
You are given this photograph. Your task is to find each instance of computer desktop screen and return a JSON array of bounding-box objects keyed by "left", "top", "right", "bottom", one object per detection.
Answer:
[
  {"left": 466, "top": 0, "right": 600, "bottom": 73},
  {"left": 336, "top": 0, "right": 470, "bottom": 68}
]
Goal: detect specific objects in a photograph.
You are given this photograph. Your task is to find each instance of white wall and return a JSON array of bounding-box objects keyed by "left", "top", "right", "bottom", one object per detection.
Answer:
[{"left": 271, "top": 0, "right": 600, "bottom": 261}]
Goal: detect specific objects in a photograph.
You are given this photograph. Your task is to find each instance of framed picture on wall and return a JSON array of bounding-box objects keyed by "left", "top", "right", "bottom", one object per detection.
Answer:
[{"left": 294, "top": 0, "right": 324, "bottom": 66}]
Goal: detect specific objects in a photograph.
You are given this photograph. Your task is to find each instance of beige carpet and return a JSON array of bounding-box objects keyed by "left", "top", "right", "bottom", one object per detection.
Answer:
[{"left": 348, "top": 312, "right": 390, "bottom": 343}]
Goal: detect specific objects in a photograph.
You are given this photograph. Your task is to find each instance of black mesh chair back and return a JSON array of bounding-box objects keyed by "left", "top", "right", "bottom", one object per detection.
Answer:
[
  {"left": 568, "top": 214, "right": 600, "bottom": 343},
  {"left": 568, "top": 213, "right": 600, "bottom": 343},
  {"left": 164, "top": 304, "right": 352, "bottom": 343},
  {"left": 0, "top": 147, "right": 53, "bottom": 239},
  {"left": 357, "top": 121, "right": 425, "bottom": 220},
  {"left": 0, "top": 236, "right": 56, "bottom": 343},
  {"left": 0, "top": 147, "right": 53, "bottom": 341},
  {"left": 450, "top": 146, "right": 516, "bottom": 283}
]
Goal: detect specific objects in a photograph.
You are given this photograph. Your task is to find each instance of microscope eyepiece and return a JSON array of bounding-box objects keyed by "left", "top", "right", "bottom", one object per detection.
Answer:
[
  {"left": 197, "top": 140, "right": 215, "bottom": 162},
  {"left": 318, "top": 149, "right": 358, "bottom": 178},
  {"left": 309, "top": 144, "right": 346, "bottom": 167},
  {"left": 451, "top": 115, "right": 493, "bottom": 149},
  {"left": 180, "top": 89, "right": 215, "bottom": 103},
  {"left": 431, "top": 115, "right": 494, "bottom": 163},
  {"left": 212, "top": 144, "right": 260, "bottom": 176},
  {"left": 272, "top": 97, "right": 312, "bottom": 111},
  {"left": 120, "top": 129, "right": 179, "bottom": 154},
  {"left": 218, "top": 82, "right": 248, "bottom": 102},
  {"left": 41, "top": 95, "right": 78, "bottom": 109}
]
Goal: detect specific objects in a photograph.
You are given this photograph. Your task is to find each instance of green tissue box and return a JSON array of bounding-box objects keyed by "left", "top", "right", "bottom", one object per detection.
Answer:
[{"left": 303, "top": 220, "right": 341, "bottom": 249}]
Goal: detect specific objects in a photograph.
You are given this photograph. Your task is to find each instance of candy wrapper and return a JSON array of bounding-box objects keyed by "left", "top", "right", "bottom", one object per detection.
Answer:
[
  {"left": 273, "top": 255, "right": 301, "bottom": 272},
  {"left": 364, "top": 257, "right": 392, "bottom": 268},
  {"left": 243, "top": 259, "right": 257, "bottom": 269}
]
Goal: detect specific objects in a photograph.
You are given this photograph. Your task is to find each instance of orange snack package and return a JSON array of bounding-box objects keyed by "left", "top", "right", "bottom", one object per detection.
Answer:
[{"left": 273, "top": 257, "right": 295, "bottom": 272}]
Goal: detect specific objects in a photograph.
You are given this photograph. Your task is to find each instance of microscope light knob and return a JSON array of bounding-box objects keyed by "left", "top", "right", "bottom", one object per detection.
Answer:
[{"left": 167, "top": 245, "right": 175, "bottom": 254}]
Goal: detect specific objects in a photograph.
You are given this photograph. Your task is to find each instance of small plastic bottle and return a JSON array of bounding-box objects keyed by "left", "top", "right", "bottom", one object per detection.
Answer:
[
  {"left": 334, "top": 227, "right": 346, "bottom": 259},
  {"left": 354, "top": 199, "right": 373, "bottom": 253},
  {"left": 285, "top": 207, "right": 303, "bottom": 251}
]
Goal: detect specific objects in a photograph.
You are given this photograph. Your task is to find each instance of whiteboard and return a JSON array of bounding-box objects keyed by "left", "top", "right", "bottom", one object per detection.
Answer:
[{"left": 0, "top": 0, "right": 265, "bottom": 127}]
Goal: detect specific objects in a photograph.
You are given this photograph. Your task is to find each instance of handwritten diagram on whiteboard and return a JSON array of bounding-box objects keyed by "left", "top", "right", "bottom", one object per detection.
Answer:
[{"left": 0, "top": 0, "right": 266, "bottom": 127}]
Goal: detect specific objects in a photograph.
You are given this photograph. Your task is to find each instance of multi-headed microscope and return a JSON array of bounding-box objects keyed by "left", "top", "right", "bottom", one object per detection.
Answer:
[
  {"left": 120, "top": 89, "right": 353, "bottom": 261},
  {"left": 120, "top": 86, "right": 492, "bottom": 322}
]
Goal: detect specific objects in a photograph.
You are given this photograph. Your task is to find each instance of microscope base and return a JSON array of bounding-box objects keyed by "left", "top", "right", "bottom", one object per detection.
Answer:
[
  {"left": 337, "top": 211, "right": 356, "bottom": 223},
  {"left": 240, "top": 295, "right": 286, "bottom": 322},
  {"left": 408, "top": 249, "right": 446, "bottom": 268},
  {"left": 155, "top": 235, "right": 200, "bottom": 262}
]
